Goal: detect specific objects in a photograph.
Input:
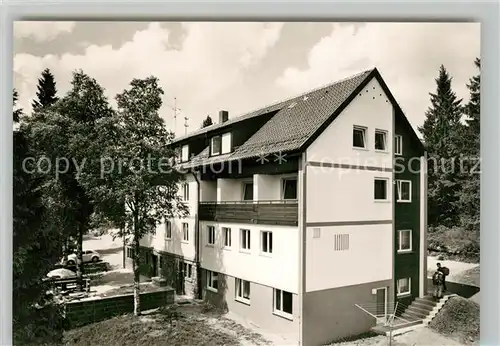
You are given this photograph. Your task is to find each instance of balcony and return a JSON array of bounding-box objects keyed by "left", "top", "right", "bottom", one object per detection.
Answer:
[{"left": 199, "top": 200, "right": 298, "bottom": 226}]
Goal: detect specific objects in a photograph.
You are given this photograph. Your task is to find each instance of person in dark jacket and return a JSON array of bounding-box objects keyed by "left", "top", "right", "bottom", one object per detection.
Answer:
[{"left": 436, "top": 263, "right": 449, "bottom": 291}]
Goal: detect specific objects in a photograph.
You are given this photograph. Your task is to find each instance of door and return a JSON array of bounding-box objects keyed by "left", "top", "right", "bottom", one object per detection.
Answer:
[
  {"left": 152, "top": 254, "right": 158, "bottom": 277},
  {"left": 375, "top": 287, "right": 387, "bottom": 318},
  {"left": 82, "top": 250, "right": 91, "bottom": 263}
]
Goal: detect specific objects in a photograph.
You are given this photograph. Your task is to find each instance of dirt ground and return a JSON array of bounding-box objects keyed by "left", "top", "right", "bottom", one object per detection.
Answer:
[{"left": 63, "top": 301, "right": 274, "bottom": 346}]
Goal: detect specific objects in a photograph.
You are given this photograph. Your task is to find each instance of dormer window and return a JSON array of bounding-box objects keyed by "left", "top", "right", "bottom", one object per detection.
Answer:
[
  {"left": 211, "top": 135, "right": 222, "bottom": 156},
  {"left": 181, "top": 145, "right": 189, "bottom": 162}
]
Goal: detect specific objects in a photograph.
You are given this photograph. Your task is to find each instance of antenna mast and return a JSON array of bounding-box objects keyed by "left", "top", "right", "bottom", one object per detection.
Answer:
[
  {"left": 184, "top": 116, "right": 189, "bottom": 135},
  {"left": 170, "top": 97, "right": 181, "bottom": 134}
]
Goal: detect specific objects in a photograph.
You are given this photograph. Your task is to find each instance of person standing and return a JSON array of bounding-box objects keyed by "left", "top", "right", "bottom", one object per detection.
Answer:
[{"left": 436, "top": 262, "right": 450, "bottom": 292}]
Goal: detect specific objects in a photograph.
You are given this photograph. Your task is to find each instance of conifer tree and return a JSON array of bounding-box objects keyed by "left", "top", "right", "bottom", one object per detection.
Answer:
[
  {"left": 32, "top": 68, "right": 59, "bottom": 111},
  {"left": 202, "top": 114, "right": 214, "bottom": 128},
  {"left": 458, "top": 58, "right": 480, "bottom": 237},
  {"left": 419, "top": 65, "right": 465, "bottom": 227}
]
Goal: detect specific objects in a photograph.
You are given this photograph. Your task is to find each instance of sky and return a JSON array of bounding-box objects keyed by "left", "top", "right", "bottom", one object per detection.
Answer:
[{"left": 13, "top": 21, "right": 480, "bottom": 137}]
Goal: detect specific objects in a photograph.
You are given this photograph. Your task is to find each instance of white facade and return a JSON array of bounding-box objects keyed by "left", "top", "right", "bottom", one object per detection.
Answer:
[
  {"left": 307, "top": 78, "right": 394, "bottom": 169},
  {"left": 304, "top": 77, "right": 395, "bottom": 293},
  {"left": 305, "top": 224, "right": 393, "bottom": 292},
  {"left": 140, "top": 174, "right": 198, "bottom": 261},
  {"left": 200, "top": 221, "right": 300, "bottom": 294}
]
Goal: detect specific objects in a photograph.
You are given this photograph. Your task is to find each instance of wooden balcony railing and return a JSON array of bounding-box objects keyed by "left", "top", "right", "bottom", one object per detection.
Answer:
[{"left": 199, "top": 200, "right": 298, "bottom": 226}]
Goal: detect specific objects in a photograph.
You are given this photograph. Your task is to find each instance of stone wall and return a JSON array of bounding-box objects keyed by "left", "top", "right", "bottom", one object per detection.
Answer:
[{"left": 65, "top": 287, "right": 175, "bottom": 328}]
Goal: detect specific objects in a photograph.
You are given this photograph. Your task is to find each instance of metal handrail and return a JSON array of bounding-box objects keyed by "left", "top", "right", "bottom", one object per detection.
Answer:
[{"left": 199, "top": 199, "right": 298, "bottom": 205}]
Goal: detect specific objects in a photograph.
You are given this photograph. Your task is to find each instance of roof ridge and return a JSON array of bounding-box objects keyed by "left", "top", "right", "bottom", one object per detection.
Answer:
[
  {"left": 227, "top": 67, "right": 375, "bottom": 119},
  {"left": 172, "top": 67, "right": 375, "bottom": 143}
]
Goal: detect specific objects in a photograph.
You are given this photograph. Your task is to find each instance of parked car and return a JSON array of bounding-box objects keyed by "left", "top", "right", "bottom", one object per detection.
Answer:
[{"left": 65, "top": 250, "right": 101, "bottom": 265}]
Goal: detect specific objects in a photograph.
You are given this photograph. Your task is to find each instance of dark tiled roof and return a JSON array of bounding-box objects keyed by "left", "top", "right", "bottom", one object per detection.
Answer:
[{"left": 177, "top": 69, "right": 374, "bottom": 169}]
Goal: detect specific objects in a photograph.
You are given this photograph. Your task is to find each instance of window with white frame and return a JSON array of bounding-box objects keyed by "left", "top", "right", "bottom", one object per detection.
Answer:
[
  {"left": 240, "top": 229, "right": 251, "bottom": 251},
  {"left": 396, "top": 180, "right": 412, "bottom": 202},
  {"left": 274, "top": 289, "right": 293, "bottom": 317},
  {"left": 261, "top": 231, "right": 273, "bottom": 254},
  {"left": 207, "top": 270, "right": 218, "bottom": 291},
  {"left": 395, "top": 135, "right": 403, "bottom": 155},
  {"left": 375, "top": 129, "right": 387, "bottom": 151},
  {"left": 353, "top": 126, "right": 367, "bottom": 148},
  {"left": 207, "top": 226, "right": 215, "bottom": 245},
  {"left": 397, "top": 278, "right": 411, "bottom": 296},
  {"left": 242, "top": 182, "right": 254, "bottom": 201},
  {"left": 221, "top": 132, "right": 232, "bottom": 154},
  {"left": 282, "top": 178, "right": 297, "bottom": 200},
  {"left": 223, "top": 227, "right": 232, "bottom": 248},
  {"left": 182, "top": 223, "right": 189, "bottom": 242},
  {"left": 210, "top": 135, "right": 222, "bottom": 156},
  {"left": 183, "top": 262, "right": 192, "bottom": 278},
  {"left": 181, "top": 144, "right": 189, "bottom": 162},
  {"left": 398, "top": 230, "right": 412, "bottom": 252},
  {"left": 165, "top": 220, "right": 172, "bottom": 239},
  {"left": 183, "top": 183, "right": 189, "bottom": 201},
  {"left": 374, "top": 178, "right": 389, "bottom": 201},
  {"left": 235, "top": 278, "right": 251, "bottom": 303}
]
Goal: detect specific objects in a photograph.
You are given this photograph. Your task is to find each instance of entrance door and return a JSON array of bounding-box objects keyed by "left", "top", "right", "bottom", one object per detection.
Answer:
[
  {"left": 152, "top": 254, "right": 158, "bottom": 277},
  {"left": 375, "top": 287, "right": 387, "bottom": 318}
]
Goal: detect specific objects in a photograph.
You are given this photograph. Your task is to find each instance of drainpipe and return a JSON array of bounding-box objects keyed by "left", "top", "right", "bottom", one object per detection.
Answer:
[{"left": 191, "top": 170, "right": 203, "bottom": 300}]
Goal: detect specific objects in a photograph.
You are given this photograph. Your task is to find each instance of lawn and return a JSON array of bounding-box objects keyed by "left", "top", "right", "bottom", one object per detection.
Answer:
[{"left": 63, "top": 301, "right": 272, "bottom": 346}]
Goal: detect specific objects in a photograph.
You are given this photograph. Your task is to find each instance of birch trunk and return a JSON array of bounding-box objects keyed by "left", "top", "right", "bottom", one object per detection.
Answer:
[{"left": 133, "top": 217, "right": 141, "bottom": 316}]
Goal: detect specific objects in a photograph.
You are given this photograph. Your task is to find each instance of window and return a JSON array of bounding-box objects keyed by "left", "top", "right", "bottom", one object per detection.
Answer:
[
  {"left": 313, "top": 228, "right": 321, "bottom": 239},
  {"left": 221, "top": 132, "right": 232, "bottom": 154},
  {"left": 353, "top": 126, "right": 367, "bottom": 148},
  {"left": 282, "top": 178, "right": 297, "bottom": 200},
  {"left": 182, "top": 183, "right": 189, "bottom": 201},
  {"left": 223, "top": 227, "right": 232, "bottom": 248},
  {"left": 183, "top": 263, "right": 192, "bottom": 278},
  {"left": 374, "top": 178, "right": 388, "bottom": 201},
  {"left": 261, "top": 231, "right": 273, "bottom": 254},
  {"left": 375, "top": 130, "right": 387, "bottom": 151},
  {"left": 181, "top": 145, "right": 189, "bottom": 162},
  {"left": 240, "top": 229, "right": 251, "bottom": 251},
  {"left": 211, "top": 135, "right": 222, "bottom": 156},
  {"left": 395, "top": 135, "right": 403, "bottom": 155},
  {"left": 397, "top": 278, "right": 411, "bottom": 296},
  {"left": 207, "top": 270, "right": 218, "bottom": 291},
  {"left": 165, "top": 220, "right": 172, "bottom": 239},
  {"left": 235, "top": 278, "right": 251, "bottom": 303},
  {"left": 207, "top": 226, "right": 215, "bottom": 246},
  {"left": 274, "top": 289, "right": 293, "bottom": 317},
  {"left": 126, "top": 247, "right": 135, "bottom": 259},
  {"left": 182, "top": 223, "right": 189, "bottom": 242},
  {"left": 334, "top": 234, "right": 349, "bottom": 251},
  {"left": 398, "top": 230, "right": 412, "bottom": 252},
  {"left": 242, "top": 182, "right": 254, "bottom": 201},
  {"left": 396, "top": 180, "right": 412, "bottom": 202}
]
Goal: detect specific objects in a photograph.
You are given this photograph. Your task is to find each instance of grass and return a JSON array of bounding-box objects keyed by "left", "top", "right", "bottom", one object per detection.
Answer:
[
  {"left": 429, "top": 296, "right": 480, "bottom": 345},
  {"left": 62, "top": 302, "right": 271, "bottom": 346}
]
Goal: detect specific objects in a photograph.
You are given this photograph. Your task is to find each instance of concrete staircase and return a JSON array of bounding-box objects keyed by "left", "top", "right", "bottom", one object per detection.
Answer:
[{"left": 372, "top": 293, "right": 457, "bottom": 336}]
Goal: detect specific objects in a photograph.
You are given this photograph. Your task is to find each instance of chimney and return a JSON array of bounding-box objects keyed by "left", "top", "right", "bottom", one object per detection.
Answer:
[{"left": 219, "top": 110, "right": 229, "bottom": 123}]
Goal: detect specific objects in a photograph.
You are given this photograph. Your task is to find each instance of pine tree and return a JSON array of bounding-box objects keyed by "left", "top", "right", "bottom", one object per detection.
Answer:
[
  {"left": 13, "top": 92, "right": 65, "bottom": 345},
  {"left": 32, "top": 68, "right": 59, "bottom": 111},
  {"left": 202, "top": 114, "right": 213, "bottom": 128},
  {"left": 13, "top": 89, "right": 22, "bottom": 123},
  {"left": 419, "top": 65, "right": 465, "bottom": 228},
  {"left": 457, "top": 58, "right": 480, "bottom": 237}
]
